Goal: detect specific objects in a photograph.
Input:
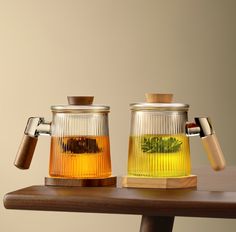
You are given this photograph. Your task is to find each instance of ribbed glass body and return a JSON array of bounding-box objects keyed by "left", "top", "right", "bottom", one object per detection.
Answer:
[
  {"left": 49, "top": 112, "right": 111, "bottom": 178},
  {"left": 128, "top": 111, "right": 191, "bottom": 177}
]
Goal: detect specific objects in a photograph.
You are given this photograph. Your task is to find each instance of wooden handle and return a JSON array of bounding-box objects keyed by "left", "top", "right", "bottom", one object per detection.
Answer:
[
  {"left": 202, "top": 134, "right": 226, "bottom": 171},
  {"left": 14, "top": 134, "right": 38, "bottom": 169},
  {"left": 145, "top": 93, "right": 173, "bottom": 103}
]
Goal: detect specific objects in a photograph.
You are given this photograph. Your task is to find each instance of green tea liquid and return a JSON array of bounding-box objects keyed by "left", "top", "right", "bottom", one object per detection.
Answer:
[{"left": 128, "top": 134, "right": 191, "bottom": 177}]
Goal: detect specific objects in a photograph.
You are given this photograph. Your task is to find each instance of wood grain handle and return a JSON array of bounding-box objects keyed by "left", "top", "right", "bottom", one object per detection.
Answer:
[
  {"left": 201, "top": 134, "right": 226, "bottom": 171},
  {"left": 14, "top": 134, "right": 38, "bottom": 169}
]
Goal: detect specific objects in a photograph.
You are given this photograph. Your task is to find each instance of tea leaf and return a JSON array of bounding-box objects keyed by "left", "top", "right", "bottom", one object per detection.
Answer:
[
  {"left": 141, "top": 136, "right": 182, "bottom": 153},
  {"left": 60, "top": 137, "right": 102, "bottom": 154}
]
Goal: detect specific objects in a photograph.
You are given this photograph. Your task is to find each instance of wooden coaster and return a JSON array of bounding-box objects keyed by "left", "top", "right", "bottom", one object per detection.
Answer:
[
  {"left": 122, "top": 175, "right": 197, "bottom": 189},
  {"left": 45, "top": 176, "right": 117, "bottom": 187}
]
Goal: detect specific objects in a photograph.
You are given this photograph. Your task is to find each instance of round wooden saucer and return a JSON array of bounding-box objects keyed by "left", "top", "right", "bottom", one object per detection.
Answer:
[{"left": 45, "top": 176, "right": 117, "bottom": 187}]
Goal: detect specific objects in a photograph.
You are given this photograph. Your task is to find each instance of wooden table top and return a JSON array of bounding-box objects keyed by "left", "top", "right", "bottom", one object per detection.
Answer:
[{"left": 4, "top": 167, "right": 236, "bottom": 219}]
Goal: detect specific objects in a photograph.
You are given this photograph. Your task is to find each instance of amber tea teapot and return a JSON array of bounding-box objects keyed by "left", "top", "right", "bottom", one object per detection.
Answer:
[{"left": 14, "top": 96, "right": 112, "bottom": 179}]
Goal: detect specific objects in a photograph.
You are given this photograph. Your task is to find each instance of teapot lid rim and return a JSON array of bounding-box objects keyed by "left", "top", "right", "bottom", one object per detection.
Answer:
[
  {"left": 51, "top": 105, "right": 110, "bottom": 113},
  {"left": 130, "top": 103, "right": 189, "bottom": 111}
]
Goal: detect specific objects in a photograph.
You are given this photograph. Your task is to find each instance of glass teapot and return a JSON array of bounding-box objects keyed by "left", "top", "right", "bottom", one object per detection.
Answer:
[
  {"left": 14, "top": 96, "right": 112, "bottom": 178},
  {"left": 127, "top": 93, "right": 225, "bottom": 177}
]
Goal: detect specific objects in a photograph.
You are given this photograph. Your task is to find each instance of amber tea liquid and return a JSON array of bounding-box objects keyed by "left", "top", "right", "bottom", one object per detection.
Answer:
[
  {"left": 49, "top": 135, "right": 111, "bottom": 178},
  {"left": 128, "top": 134, "right": 191, "bottom": 177}
]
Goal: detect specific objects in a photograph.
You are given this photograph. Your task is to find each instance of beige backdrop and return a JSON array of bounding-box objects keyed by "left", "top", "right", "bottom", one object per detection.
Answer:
[{"left": 0, "top": 0, "right": 236, "bottom": 231}]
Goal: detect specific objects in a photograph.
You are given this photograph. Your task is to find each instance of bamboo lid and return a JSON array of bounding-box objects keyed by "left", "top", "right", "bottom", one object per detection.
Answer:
[
  {"left": 145, "top": 93, "right": 173, "bottom": 103},
  {"left": 130, "top": 93, "right": 189, "bottom": 111},
  {"left": 67, "top": 96, "right": 94, "bottom": 105},
  {"left": 51, "top": 96, "right": 109, "bottom": 112}
]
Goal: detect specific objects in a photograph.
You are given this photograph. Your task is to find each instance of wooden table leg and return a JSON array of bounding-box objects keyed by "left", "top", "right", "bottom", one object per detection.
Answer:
[{"left": 140, "top": 215, "right": 175, "bottom": 232}]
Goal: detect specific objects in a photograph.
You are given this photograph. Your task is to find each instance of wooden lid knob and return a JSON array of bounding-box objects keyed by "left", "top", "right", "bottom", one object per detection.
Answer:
[
  {"left": 67, "top": 96, "right": 94, "bottom": 105},
  {"left": 145, "top": 93, "right": 173, "bottom": 103}
]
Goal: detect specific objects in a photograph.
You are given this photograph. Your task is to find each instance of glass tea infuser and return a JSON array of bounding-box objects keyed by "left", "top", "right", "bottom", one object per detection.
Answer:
[
  {"left": 122, "top": 93, "right": 225, "bottom": 188},
  {"left": 14, "top": 96, "right": 116, "bottom": 187}
]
